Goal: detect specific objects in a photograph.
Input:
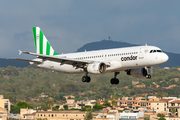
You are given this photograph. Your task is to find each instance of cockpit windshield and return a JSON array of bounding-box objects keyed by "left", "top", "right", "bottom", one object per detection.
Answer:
[{"left": 150, "top": 50, "right": 163, "bottom": 53}]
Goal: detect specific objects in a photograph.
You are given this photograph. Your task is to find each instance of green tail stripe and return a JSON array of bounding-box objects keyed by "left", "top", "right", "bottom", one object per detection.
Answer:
[
  {"left": 32, "top": 27, "right": 37, "bottom": 51},
  {"left": 39, "top": 30, "right": 43, "bottom": 54},
  {"left": 46, "top": 42, "right": 50, "bottom": 55},
  {"left": 53, "top": 51, "right": 59, "bottom": 55}
]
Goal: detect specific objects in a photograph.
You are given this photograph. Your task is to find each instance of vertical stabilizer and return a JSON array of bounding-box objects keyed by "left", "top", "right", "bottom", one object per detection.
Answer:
[{"left": 32, "top": 27, "right": 58, "bottom": 55}]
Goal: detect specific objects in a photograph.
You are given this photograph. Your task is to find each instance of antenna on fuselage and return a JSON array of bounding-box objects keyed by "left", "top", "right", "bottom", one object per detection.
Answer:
[{"left": 145, "top": 43, "right": 147, "bottom": 46}]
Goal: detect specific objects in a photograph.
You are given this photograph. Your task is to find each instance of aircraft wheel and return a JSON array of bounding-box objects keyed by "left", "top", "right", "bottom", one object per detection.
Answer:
[
  {"left": 115, "top": 79, "right": 119, "bottom": 85},
  {"left": 146, "top": 74, "right": 151, "bottom": 79},
  {"left": 86, "top": 76, "right": 91, "bottom": 83},
  {"left": 110, "top": 78, "right": 115, "bottom": 84},
  {"left": 82, "top": 76, "right": 86, "bottom": 82}
]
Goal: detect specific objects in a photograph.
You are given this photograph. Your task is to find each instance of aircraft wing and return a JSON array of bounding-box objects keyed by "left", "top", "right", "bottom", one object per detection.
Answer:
[
  {"left": 14, "top": 51, "right": 110, "bottom": 68},
  {"left": 11, "top": 58, "right": 42, "bottom": 64}
]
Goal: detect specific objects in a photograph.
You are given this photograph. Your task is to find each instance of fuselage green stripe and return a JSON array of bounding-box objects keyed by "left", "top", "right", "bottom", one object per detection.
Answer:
[
  {"left": 39, "top": 30, "right": 43, "bottom": 54},
  {"left": 46, "top": 42, "right": 50, "bottom": 55},
  {"left": 32, "top": 27, "right": 37, "bottom": 51}
]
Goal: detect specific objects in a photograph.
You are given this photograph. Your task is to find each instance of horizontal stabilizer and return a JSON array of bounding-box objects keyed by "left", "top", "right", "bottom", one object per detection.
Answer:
[{"left": 11, "top": 58, "right": 42, "bottom": 64}]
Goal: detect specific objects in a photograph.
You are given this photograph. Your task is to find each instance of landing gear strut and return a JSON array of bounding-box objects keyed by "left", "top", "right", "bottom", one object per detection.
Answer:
[
  {"left": 82, "top": 72, "right": 91, "bottom": 83},
  {"left": 145, "top": 67, "right": 151, "bottom": 79},
  {"left": 110, "top": 72, "right": 120, "bottom": 85}
]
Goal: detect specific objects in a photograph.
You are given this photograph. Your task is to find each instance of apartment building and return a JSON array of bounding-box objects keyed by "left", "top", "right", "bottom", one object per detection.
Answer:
[
  {"left": 0, "top": 95, "right": 10, "bottom": 113},
  {"left": 151, "top": 101, "right": 167, "bottom": 113},
  {"left": 116, "top": 97, "right": 158, "bottom": 110},
  {"left": 35, "top": 111, "right": 86, "bottom": 120}
]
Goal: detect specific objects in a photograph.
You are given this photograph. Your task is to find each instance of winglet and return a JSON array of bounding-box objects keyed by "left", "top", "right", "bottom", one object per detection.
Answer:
[{"left": 18, "top": 50, "right": 22, "bottom": 55}]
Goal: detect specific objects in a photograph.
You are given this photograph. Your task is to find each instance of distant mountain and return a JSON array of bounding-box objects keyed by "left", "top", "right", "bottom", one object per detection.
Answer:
[
  {"left": 77, "top": 40, "right": 180, "bottom": 68},
  {"left": 1, "top": 40, "right": 179, "bottom": 68},
  {"left": 0, "top": 58, "right": 29, "bottom": 68}
]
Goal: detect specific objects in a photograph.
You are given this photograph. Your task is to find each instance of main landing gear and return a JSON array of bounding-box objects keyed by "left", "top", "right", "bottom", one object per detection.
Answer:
[
  {"left": 82, "top": 72, "right": 91, "bottom": 83},
  {"left": 110, "top": 72, "right": 120, "bottom": 85}
]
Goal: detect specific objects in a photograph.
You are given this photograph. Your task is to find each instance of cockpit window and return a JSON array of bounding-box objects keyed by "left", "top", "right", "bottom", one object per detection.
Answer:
[
  {"left": 150, "top": 49, "right": 163, "bottom": 53},
  {"left": 157, "top": 50, "right": 163, "bottom": 52}
]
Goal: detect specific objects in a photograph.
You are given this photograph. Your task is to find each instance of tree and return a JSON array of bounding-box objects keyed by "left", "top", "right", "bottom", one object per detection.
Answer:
[
  {"left": 111, "top": 95, "right": 117, "bottom": 100},
  {"left": 85, "top": 105, "right": 91, "bottom": 111},
  {"left": 63, "top": 105, "right": 68, "bottom": 110},
  {"left": 93, "top": 104, "right": 102, "bottom": 111},
  {"left": 45, "top": 97, "right": 54, "bottom": 109},
  {"left": 112, "top": 100, "right": 117, "bottom": 107},
  {"left": 84, "top": 111, "right": 92, "bottom": 120},
  {"left": 159, "top": 117, "right": 166, "bottom": 120},
  {"left": 171, "top": 108, "right": 176, "bottom": 116},
  {"left": 11, "top": 101, "right": 33, "bottom": 114},
  {"left": 103, "top": 100, "right": 110, "bottom": 107},
  {"left": 14, "top": 101, "right": 33, "bottom": 108},
  {"left": 157, "top": 113, "right": 165, "bottom": 117},
  {"left": 52, "top": 105, "right": 59, "bottom": 111}
]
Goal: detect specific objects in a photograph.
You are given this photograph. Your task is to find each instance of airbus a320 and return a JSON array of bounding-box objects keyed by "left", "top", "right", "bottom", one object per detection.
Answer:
[{"left": 12, "top": 27, "right": 169, "bottom": 85}]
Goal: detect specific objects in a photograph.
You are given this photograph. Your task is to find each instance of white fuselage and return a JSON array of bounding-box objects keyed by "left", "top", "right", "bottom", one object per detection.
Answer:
[{"left": 31, "top": 45, "right": 168, "bottom": 74}]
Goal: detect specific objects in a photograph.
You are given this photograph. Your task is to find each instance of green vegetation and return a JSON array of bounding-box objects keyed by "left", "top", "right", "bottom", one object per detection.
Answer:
[
  {"left": 157, "top": 113, "right": 165, "bottom": 117},
  {"left": 144, "top": 118, "right": 150, "bottom": 120},
  {"left": 1, "top": 66, "right": 180, "bottom": 109},
  {"left": 63, "top": 105, "right": 68, "bottom": 110},
  {"left": 84, "top": 111, "right": 92, "bottom": 120},
  {"left": 11, "top": 101, "right": 33, "bottom": 114},
  {"left": 158, "top": 117, "right": 166, "bottom": 120},
  {"left": 93, "top": 104, "right": 103, "bottom": 111},
  {"left": 170, "top": 108, "right": 176, "bottom": 116}
]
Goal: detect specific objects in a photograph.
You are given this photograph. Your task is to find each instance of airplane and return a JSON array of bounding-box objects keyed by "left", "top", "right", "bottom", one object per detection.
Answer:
[{"left": 12, "top": 27, "right": 169, "bottom": 85}]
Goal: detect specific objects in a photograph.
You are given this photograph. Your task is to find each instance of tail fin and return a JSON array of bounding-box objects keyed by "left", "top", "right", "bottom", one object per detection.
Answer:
[{"left": 32, "top": 27, "right": 58, "bottom": 55}]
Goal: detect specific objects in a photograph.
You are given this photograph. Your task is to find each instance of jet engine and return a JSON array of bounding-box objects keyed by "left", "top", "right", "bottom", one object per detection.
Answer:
[
  {"left": 87, "top": 62, "right": 107, "bottom": 74},
  {"left": 127, "top": 68, "right": 148, "bottom": 78}
]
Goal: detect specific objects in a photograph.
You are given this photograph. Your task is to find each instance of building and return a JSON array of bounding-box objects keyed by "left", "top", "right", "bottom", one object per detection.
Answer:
[
  {"left": 0, "top": 95, "right": 10, "bottom": 113},
  {"left": 167, "top": 100, "right": 180, "bottom": 117},
  {"left": 0, "top": 95, "right": 11, "bottom": 120},
  {"left": 120, "top": 110, "right": 144, "bottom": 120},
  {"left": 35, "top": 111, "right": 86, "bottom": 120},
  {"left": 94, "top": 110, "right": 120, "bottom": 120},
  {"left": 20, "top": 108, "right": 36, "bottom": 119},
  {"left": 151, "top": 101, "right": 167, "bottom": 113},
  {"left": 116, "top": 97, "right": 155, "bottom": 110}
]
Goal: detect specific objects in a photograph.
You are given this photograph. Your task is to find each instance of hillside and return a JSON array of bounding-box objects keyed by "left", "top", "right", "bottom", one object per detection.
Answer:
[
  {"left": 1, "top": 66, "right": 180, "bottom": 106},
  {"left": 77, "top": 40, "right": 180, "bottom": 67},
  {"left": 0, "top": 58, "right": 29, "bottom": 68}
]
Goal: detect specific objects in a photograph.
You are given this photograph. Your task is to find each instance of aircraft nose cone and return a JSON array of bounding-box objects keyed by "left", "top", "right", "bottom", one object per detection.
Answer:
[{"left": 162, "top": 53, "right": 169, "bottom": 63}]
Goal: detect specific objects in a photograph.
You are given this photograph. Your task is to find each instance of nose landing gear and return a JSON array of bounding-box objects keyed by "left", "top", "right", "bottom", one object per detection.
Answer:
[{"left": 145, "top": 67, "right": 151, "bottom": 79}]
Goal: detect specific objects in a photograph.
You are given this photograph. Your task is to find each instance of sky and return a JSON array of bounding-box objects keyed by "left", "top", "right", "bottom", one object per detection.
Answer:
[{"left": 0, "top": 0, "right": 180, "bottom": 59}]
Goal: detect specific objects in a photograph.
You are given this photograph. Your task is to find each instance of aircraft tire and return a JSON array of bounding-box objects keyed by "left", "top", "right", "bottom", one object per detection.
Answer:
[
  {"left": 82, "top": 76, "right": 86, "bottom": 82},
  {"left": 146, "top": 74, "right": 151, "bottom": 79},
  {"left": 110, "top": 78, "right": 115, "bottom": 84},
  {"left": 86, "top": 76, "right": 91, "bottom": 83},
  {"left": 115, "top": 79, "right": 119, "bottom": 85}
]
